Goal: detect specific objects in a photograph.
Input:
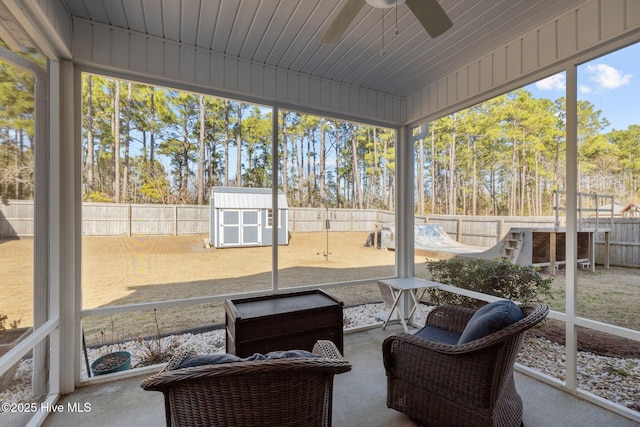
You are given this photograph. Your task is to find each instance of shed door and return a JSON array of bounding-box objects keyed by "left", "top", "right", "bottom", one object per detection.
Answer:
[
  {"left": 219, "top": 209, "right": 261, "bottom": 246},
  {"left": 220, "top": 210, "right": 240, "bottom": 246},
  {"left": 241, "top": 210, "right": 260, "bottom": 245}
]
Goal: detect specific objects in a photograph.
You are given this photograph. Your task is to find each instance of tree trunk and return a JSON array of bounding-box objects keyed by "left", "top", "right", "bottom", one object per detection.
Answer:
[
  {"left": 472, "top": 136, "right": 477, "bottom": 216},
  {"left": 418, "top": 135, "right": 424, "bottom": 215},
  {"left": 150, "top": 88, "right": 156, "bottom": 169},
  {"left": 387, "top": 137, "right": 395, "bottom": 210},
  {"left": 520, "top": 130, "right": 526, "bottom": 215},
  {"left": 533, "top": 154, "right": 539, "bottom": 215},
  {"left": 224, "top": 100, "right": 231, "bottom": 186},
  {"left": 383, "top": 137, "right": 388, "bottom": 210},
  {"left": 431, "top": 125, "right": 435, "bottom": 214},
  {"left": 114, "top": 80, "right": 121, "bottom": 203},
  {"left": 334, "top": 124, "right": 341, "bottom": 208},
  {"left": 281, "top": 112, "right": 289, "bottom": 197},
  {"left": 298, "top": 132, "right": 304, "bottom": 204},
  {"left": 16, "top": 129, "right": 23, "bottom": 199},
  {"left": 236, "top": 103, "right": 243, "bottom": 187},
  {"left": 123, "top": 82, "right": 131, "bottom": 203},
  {"left": 373, "top": 128, "right": 380, "bottom": 208},
  {"left": 307, "top": 130, "right": 312, "bottom": 205},
  {"left": 86, "top": 75, "right": 94, "bottom": 193},
  {"left": 448, "top": 113, "right": 456, "bottom": 215},
  {"left": 510, "top": 137, "right": 517, "bottom": 216},
  {"left": 197, "top": 94, "right": 206, "bottom": 204},
  {"left": 319, "top": 121, "right": 326, "bottom": 207},
  {"left": 491, "top": 168, "right": 497, "bottom": 215},
  {"left": 351, "top": 128, "right": 362, "bottom": 209}
]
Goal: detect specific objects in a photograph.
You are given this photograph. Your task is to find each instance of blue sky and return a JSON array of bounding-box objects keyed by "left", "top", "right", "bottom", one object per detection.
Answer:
[{"left": 526, "top": 41, "right": 640, "bottom": 132}]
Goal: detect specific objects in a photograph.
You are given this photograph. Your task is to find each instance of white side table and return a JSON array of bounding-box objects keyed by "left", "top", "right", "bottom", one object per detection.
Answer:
[{"left": 378, "top": 278, "right": 439, "bottom": 333}]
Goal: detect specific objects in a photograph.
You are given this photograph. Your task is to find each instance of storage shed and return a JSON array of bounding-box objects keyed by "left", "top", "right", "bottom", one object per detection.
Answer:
[{"left": 210, "top": 187, "right": 288, "bottom": 248}]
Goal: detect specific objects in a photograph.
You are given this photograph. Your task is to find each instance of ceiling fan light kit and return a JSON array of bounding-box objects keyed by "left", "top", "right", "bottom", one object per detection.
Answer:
[{"left": 322, "top": 0, "right": 452, "bottom": 44}]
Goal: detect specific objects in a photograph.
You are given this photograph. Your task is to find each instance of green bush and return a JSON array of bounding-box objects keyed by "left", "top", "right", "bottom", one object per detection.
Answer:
[
  {"left": 85, "top": 191, "right": 112, "bottom": 203},
  {"left": 425, "top": 258, "right": 553, "bottom": 309}
]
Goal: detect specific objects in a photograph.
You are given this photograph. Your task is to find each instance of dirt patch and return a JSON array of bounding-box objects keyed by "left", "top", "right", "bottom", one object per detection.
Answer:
[
  {"left": 2, "top": 234, "right": 639, "bottom": 358},
  {"left": 534, "top": 265, "right": 640, "bottom": 359},
  {"left": 2, "top": 232, "right": 401, "bottom": 342},
  {"left": 532, "top": 319, "right": 640, "bottom": 359}
]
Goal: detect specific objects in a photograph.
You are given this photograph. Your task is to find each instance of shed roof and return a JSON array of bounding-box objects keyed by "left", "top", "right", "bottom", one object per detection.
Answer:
[
  {"left": 592, "top": 202, "right": 628, "bottom": 216},
  {"left": 210, "top": 187, "right": 288, "bottom": 210}
]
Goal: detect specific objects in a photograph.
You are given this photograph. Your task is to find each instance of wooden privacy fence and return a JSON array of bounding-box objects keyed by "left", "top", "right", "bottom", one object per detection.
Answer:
[
  {"left": 80, "top": 203, "right": 210, "bottom": 236},
  {"left": 582, "top": 218, "right": 640, "bottom": 268},
  {"left": 1, "top": 201, "right": 638, "bottom": 267},
  {"left": 288, "top": 208, "right": 394, "bottom": 233},
  {"left": 420, "top": 214, "right": 559, "bottom": 247},
  {"left": 0, "top": 200, "right": 33, "bottom": 237}
]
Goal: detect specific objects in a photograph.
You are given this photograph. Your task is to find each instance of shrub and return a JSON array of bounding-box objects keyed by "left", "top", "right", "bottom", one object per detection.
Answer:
[
  {"left": 0, "top": 314, "right": 21, "bottom": 332},
  {"left": 85, "top": 191, "right": 112, "bottom": 203},
  {"left": 425, "top": 257, "right": 553, "bottom": 309},
  {"left": 136, "top": 309, "right": 180, "bottom": 367}
]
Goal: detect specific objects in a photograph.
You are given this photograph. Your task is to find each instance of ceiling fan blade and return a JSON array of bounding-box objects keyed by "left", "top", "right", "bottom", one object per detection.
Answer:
[
  {"left": 322, "top": 0, "right": 367, "bottom": 44},
  {"left": 405, "top": 0, "right": 453, "bottom": 39}
]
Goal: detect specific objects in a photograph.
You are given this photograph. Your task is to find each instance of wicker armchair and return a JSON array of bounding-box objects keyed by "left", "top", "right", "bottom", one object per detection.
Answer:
[
  {"left": 140, "top": 340, "right": 351, "bottom": 427},
  {"left": 383, "top": 302, "right": 548, "bottom": 427}
]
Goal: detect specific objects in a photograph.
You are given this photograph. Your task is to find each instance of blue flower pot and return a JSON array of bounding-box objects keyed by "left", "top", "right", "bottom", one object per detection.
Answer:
[{"left": 91, "top": 351, "right": 131, "bottom": 376}]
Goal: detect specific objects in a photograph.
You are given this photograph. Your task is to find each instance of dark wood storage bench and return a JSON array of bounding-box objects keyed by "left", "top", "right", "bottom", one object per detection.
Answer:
[{"left": 224, "top": 289, "right": 344, "bottom": 357}]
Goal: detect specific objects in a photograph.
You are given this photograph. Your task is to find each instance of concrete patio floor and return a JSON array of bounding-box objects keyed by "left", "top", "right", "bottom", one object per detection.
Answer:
[{"left": 41, "top": 325, "right": 639, "bottom": 427}]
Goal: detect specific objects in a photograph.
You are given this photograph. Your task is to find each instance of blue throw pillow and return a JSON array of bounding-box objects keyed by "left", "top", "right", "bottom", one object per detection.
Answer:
[{"left": 457, "top": 300, "right": 523, "bottom": 345}]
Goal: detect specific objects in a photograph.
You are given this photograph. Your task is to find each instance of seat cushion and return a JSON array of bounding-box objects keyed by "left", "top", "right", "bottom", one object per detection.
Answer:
[
  {"left": 244, "top": 350, "right": 319, "bottom": 361},
  {"left": 458, "top": 300, "right": 524, "bottom": 344},
  {"left": 170, "top": 349, "right": 318, "bottom": 370},
  {"left": 415, "top": 325, "right": 461, "bottom": 345},
  {"left": 171, "top": 353, "right": 243, "bottom": 369}
]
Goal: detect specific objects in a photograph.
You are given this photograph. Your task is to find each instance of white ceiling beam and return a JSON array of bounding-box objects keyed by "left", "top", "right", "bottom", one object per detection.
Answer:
[{"left": 3, "top": 0, "right": 72, "bottom": 59}]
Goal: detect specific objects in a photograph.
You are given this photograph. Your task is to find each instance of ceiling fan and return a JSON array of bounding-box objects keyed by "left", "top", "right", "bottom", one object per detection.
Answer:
[{"left": 322, "top": 0, "right": 453, "bottom": 44}]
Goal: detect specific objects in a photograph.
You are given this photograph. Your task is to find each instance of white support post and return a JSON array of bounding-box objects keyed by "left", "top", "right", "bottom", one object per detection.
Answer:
[
  {"left": 565, "top": 65, "right": 578, "bottom": 390},
  {"left": 47, "top": 59, "right": 80, "bottom": 394},
  {"left": 395, "top": 125, "right": 415, "bottom": 318},
  {"left": 48, "top": 59, "right": 61, "bottom": 398},
  {"left": 396, "top": 125, "right": 414, "bottom": 279},
  {"left": 33, "top": 55, "right": 50, "bottom": 401}
]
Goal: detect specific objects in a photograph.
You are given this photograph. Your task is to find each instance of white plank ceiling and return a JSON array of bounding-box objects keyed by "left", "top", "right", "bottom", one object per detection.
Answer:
[{"left": 60, "top": 0, "right": 587, "bottom": 98}]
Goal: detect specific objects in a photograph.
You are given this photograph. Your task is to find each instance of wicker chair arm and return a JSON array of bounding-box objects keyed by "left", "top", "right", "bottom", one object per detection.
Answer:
[{"left": 313, "top": 339, "right": 344, "bottom": 359}]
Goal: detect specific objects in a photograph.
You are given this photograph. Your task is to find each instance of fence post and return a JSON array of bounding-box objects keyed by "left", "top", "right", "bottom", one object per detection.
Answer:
[
  {"left": 549, "top": 231, "right": 557, "bottom": 276},
  {"left": 374, "top": 223, "right": 379, "bottom": 248},
  {"left": 498, "top": 219, "right": 505, "bottom": 243},
  {"left": 128, "top": 204, "right": 132, "bottom": 237},
  {"left": 457, "top": 218, "right": 463, "bottom": 242},
  {"left": 174, "top": 205, "right": 178, "bottom": 236}
]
